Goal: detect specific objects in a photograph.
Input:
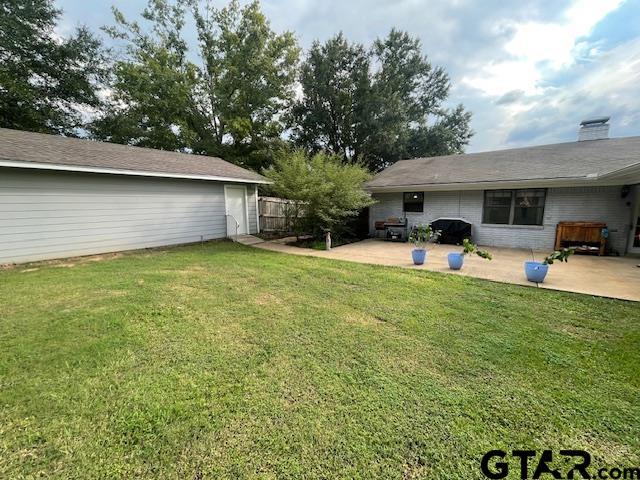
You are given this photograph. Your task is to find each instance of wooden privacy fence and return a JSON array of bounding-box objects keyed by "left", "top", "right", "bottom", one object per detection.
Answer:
[{"left": 259, "top": 196, "right": 305, "bottom": 233}]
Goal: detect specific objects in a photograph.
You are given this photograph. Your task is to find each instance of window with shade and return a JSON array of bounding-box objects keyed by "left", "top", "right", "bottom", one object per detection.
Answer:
[
  {"left": 403, "top": 192, "right": 424, "bottom": 212},
  {"left": 483, "top": 189, "right": 546, "bottom": 225}
]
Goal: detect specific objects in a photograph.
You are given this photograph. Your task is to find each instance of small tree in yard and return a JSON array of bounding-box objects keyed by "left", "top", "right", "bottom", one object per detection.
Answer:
[{"left": 264, "top": 150, "right": 375, "bottom": 240}]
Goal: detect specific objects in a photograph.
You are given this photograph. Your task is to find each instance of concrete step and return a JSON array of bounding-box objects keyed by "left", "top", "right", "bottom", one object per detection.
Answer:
[{"left": 234, "top": 235, "right": 265, "bottom": 246}]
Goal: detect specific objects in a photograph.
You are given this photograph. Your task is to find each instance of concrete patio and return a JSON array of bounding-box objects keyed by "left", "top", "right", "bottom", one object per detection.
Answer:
[{"left": 255, "top": 238, "right": 640, "bottom": 302}]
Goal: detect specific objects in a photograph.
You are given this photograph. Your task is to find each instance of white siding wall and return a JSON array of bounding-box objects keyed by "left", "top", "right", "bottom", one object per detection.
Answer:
[
  {"left": 0, "top": 168, "right": 257, "bottom": 264},
  {"left": 370, "top": 186, "right": 632, "bottom": 253}
]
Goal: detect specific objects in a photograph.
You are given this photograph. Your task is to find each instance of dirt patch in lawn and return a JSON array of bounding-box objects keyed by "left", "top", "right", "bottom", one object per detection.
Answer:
[{"left": 254, "top": 293, "right": 283, "bottom": 306}]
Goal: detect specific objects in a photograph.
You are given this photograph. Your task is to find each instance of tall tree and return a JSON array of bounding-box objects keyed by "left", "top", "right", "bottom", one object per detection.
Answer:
[
  {"left": 290, "top": 33, "right": 371, "bottom": 162},
  {"left": 190, "top": 0, "right": 299, "bottom": 169},
  {"left": 291, "top": 29, "right": 472, "bottom": 171},
  {"left": 92, "top": 1, "right": 200, "bottom": 151},
  {"left": 367, "top": 29, "right": 472, "bottom": 169},
  {"left": 94, "top": 0, "right": 299, "bottom": 171},
  {"left": 0, "top": 0, "right": 105, "bottom": 135}
]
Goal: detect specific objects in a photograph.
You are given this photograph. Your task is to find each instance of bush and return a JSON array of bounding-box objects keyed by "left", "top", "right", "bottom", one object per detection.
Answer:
[
  {"left": 264, "top": 150, "right": 375, "bottom": 239},
  {"left": 408, "top": 224, "right": 440, "bottom": 249}
]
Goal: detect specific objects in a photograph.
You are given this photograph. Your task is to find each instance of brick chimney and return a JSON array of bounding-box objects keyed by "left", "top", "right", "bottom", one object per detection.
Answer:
[{"left": 578, "top": 117, "right": 610, "bottom": 141}]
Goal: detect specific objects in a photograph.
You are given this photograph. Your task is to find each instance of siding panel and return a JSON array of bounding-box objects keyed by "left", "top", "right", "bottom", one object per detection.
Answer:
[
  {"left": 0, "top": 169, "right": 241, "bottom": 263},
  {"left": 247, "top": 184, "right": 258, "bottom": 234}
]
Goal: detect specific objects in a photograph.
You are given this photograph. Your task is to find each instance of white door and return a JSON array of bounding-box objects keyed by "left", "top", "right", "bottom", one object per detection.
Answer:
[{"left": 225, "top": 186, "right": 248, "bottom": 235}]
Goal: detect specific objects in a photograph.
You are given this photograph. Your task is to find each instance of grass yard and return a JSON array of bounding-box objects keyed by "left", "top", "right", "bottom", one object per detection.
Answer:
[{"left": 1, "top": 242, "right": 639, "bottom": 479}]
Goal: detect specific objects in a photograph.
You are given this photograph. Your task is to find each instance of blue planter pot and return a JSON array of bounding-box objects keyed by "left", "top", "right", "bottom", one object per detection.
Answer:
[
  {"left": 524, "top": 261, "right": 549, "bottom": 283},
  {"left": 448, "top": 253, "right": 464, "bottom": 270},
  {"left": 412, "top": 249, "right": 427, "bottom": 265}
]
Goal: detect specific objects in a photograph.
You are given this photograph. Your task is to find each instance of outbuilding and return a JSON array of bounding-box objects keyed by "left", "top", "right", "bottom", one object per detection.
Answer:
[{"left": 0, "top": 128, "right": 268, "bottom": 264}]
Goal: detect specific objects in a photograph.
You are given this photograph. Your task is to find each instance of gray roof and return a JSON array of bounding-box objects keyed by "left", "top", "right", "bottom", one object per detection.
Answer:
[
  {"left": 366, "top": 136, "right": 640, "bottom": 190},
  {"left": 0, "top": 128, "right": 268, "bottom": 183}
]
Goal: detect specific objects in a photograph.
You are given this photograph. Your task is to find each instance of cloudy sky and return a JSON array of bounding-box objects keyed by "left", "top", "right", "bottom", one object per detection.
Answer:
[{"left": 55, "top": 0, "right": 640, "bottom": 152}]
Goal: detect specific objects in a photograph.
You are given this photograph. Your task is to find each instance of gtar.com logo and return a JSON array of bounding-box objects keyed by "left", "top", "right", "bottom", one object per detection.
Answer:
[{"left": 480, "top": 450, "right": 640, "bottom": 479}]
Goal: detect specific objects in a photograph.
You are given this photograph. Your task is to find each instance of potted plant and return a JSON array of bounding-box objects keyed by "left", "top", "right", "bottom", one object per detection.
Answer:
[
  {"left": 448, "top": 239, "right": 492, "bottom": 270},
  {"left": 524, "top": 248, "right": 574, "bottom": 283},
  {"left": 408, "top": 224, "right": 440, "bottom": 265}
]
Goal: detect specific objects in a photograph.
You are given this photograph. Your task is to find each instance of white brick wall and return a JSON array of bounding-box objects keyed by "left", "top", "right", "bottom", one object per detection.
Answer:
[{"left": 370, "top": 186, "right": 632, "bottom": 253}]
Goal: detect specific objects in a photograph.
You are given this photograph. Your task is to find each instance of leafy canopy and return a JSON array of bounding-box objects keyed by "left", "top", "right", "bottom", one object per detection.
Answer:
[
  {"left": 0, "top": 0, "right": 105, "bottom": 135},
  {"left": 291, "top": 29, "right": 473, "bottom": 171},
  {"left": 94, "top": 0, "right": 299, "bottom": 171},
  {"left": 290, "top": 33, "right": 371, "bottom": 162},
  {"left": 190, "top": 0, "right": 299, "bottom": 168},
  {"left": 94, "top": 0, "right": 199, "bottom": 151},
  {"left": 264, "top": 150, "right": 375, "bottom": 238}
]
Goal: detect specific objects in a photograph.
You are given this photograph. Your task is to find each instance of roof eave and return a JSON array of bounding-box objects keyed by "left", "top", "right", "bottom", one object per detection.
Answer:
[
  {"left": 0, "top": 159, "right": 271, "bottom": 184},
  {"left": 364, "top": 175, "right": 636, "bottom": 193},
  {"left": 598, "top": 162, "right": 640, "bottom": 183}
]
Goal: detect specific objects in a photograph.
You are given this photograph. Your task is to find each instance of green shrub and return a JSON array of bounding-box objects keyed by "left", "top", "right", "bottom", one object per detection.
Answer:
[
  {"left": 264, "top": 150, "right": 375, "bottom": 239},
  {"left": 462, "top": 239, "right": 492, "bottom": 260},
  {"left": 408, "top": 224, "right": 440, "bottom": 249}
]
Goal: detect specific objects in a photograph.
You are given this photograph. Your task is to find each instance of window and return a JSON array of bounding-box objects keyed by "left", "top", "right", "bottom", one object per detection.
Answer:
[
  {"left": 513, "top": 189, "right": 546, "bottom": 225},
  {"left": 403, "top": 192, "right": 424, "bottom": 212},
  {"left": 483, "top": 190, "right": 512, "bottom": 224},
  {"left": 483, "top": 189, "right": 546, "bottom": 226}
]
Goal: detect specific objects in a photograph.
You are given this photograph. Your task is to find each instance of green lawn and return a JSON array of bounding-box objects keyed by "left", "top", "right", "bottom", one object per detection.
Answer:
[{"left": 1, "top": 242, "right": 638, "bottom": 479}]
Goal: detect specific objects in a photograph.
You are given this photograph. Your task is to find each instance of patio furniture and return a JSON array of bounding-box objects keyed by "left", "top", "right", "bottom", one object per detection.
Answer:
[
  {"left": 554, "top": 221, "right": 607, "bottom": 255},
  {"left": 374, "top": 220, "right": 386, "bottom": 239},
  {"left": 375, "top": 218, "right": 407, "bottom": 242}
]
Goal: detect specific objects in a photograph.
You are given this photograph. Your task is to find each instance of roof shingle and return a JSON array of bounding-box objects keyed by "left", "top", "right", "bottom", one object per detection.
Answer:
[
  {"left": 366, "top": 136, "right": 640, "bottom": 189},
  {"left": 0, "top": 128, "right": 268, "bottom": 183}
]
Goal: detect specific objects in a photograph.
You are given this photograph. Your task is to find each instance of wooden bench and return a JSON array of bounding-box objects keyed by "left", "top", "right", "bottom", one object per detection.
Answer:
[{"left": 554, "top": 221, "right": 606, "bottom": 255}]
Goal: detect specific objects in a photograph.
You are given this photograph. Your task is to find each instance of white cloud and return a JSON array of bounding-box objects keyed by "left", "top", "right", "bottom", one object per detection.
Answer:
[
  {"left": 574, "top": 36, "right": 640, "bottom": 108},
  {"left": 489, "top": 36, "right": 640, "bottom": 149},
  {"left": 466, "top": 60, "right": 541, "bottom": 97},
  {"left": 463, "top": 0, "right": 624, "bottom": 96},
  {"left": 506, "top": 0, "right": 622, "bottom": 66}
]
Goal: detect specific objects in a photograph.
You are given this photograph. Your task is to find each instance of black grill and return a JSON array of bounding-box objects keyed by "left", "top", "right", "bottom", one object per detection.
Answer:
[{"left": 431, "top": 218, "right": 472, "bottom": 245}]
